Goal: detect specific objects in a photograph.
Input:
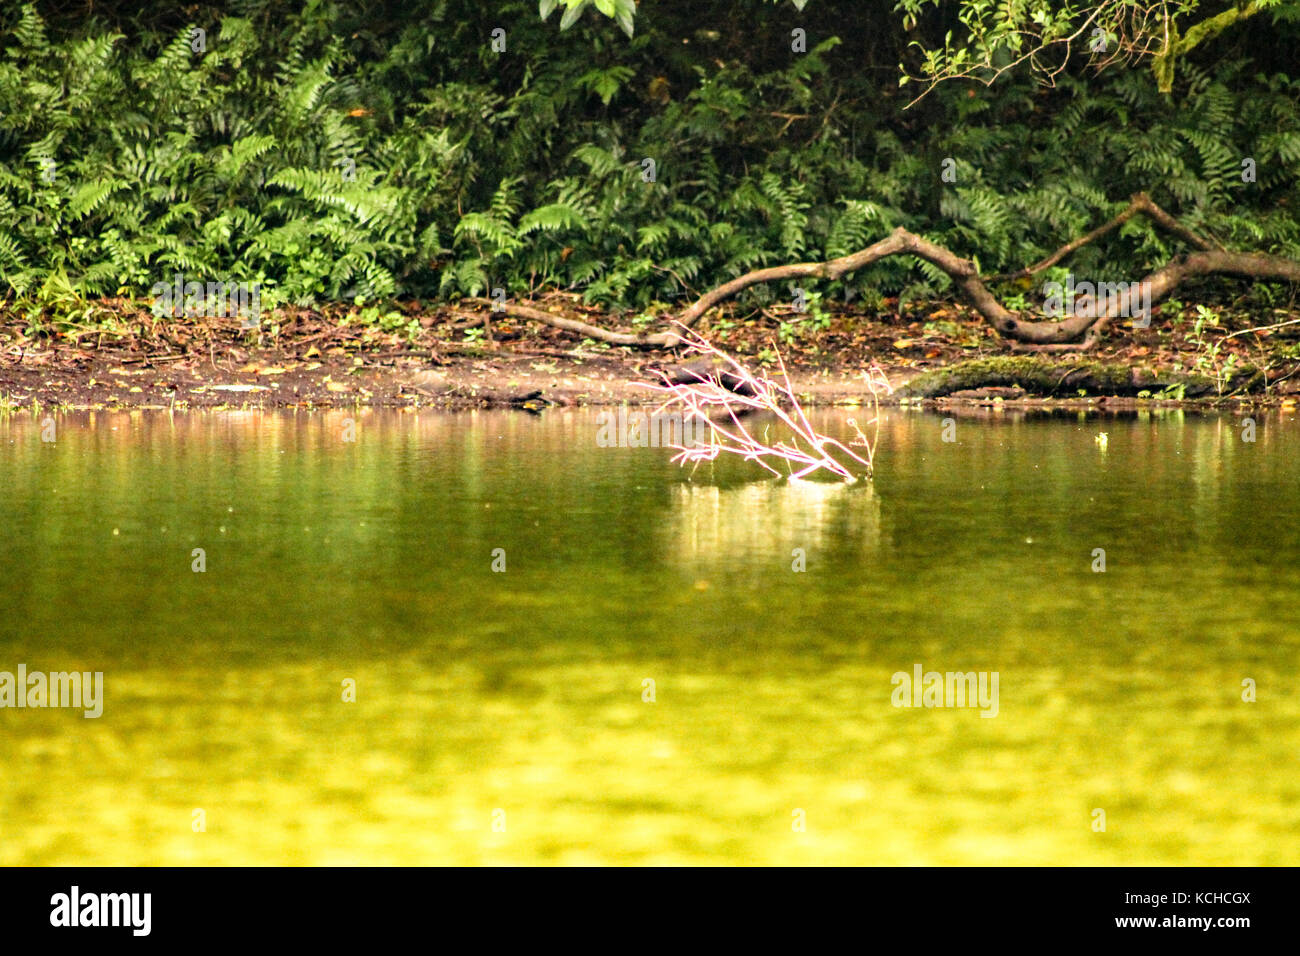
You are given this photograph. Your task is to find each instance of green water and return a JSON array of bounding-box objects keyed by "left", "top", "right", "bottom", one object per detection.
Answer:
[{"left": 1, "top": 407, "right": 1297, "bottom": 865}]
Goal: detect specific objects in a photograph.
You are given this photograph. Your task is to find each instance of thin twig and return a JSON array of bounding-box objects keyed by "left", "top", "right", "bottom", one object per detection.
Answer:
[{"left": 636, "top": 325, "right": 885, "bottom": 481}]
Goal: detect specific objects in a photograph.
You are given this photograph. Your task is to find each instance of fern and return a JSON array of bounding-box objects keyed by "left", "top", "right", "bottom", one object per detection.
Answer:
[{"left": 0, "top": 2, "right": 1297, "bottom": 318}]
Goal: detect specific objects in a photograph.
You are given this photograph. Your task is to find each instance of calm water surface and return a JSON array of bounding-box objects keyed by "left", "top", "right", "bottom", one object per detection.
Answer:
[{"left": 1, "top": 407, "right": 1297, "bottom": 864}]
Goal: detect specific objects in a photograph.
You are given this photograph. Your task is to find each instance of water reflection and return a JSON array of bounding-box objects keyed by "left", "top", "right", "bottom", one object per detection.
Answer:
[
  {"left": 665, "top": 478, "right": 882, "bottom": 567},
  {"left": 0, "top": 406, "right": 1297, "bottom": 864}
]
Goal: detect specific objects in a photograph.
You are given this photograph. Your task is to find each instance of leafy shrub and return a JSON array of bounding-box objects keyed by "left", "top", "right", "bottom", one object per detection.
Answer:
[{"left": 0, "top": 1, "right": 1297, "bottom": 326}]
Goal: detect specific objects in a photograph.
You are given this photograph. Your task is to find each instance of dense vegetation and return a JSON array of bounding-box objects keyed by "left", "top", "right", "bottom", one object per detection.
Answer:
[{"left": 2, "top": 0, "right": 1299, "bottom": 321}]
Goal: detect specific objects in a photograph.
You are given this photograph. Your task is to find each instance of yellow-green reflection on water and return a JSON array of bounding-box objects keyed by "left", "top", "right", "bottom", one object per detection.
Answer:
[{"left": 0, "top": 407, "right": 1297, "bottom": 864}]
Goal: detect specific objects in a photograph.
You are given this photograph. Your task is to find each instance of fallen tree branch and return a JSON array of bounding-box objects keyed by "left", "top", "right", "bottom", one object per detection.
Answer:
[
  {"left": 899, "top": 356, "right": 1264, "bottom": 399},
  {"left": 1225, "top": 317, "right": 1300, "bottom": 339},
  {"left": 673, "top": 192, "right": 1300, "bottom": 350},
  {"left": 986, "top": 192, "right": 1219, "bottom": 283},
  {"left": 454, "top": 192, "right": 1298, "bottom": 353},
  {"left": 467, "top": 298, "right": 680, "bottom": 348},
  {"left": 638, "top": 325, "right": 887, "bottom": 481}
]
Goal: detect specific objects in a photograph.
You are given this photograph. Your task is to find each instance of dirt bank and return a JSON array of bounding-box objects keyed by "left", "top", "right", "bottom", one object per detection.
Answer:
[{"left": 3, "top": 296, "right": 1298, "bottom": 410}]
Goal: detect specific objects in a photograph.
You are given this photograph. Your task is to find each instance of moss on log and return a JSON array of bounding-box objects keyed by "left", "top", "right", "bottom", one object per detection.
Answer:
[{"left": 899, "top": 356, "right": 1259, "bottom": 398}]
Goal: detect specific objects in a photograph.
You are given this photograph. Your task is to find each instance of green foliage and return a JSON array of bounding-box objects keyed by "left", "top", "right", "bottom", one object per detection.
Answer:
[
  {"left": 0, "top": 0, "right": 1298, "bottom": 328},
  {"left": 0, "top": 4, "right": 436, "bottom": 310},
  {"left": 542, "top": 0, "right": 808, "bottom": 38},
  {"left": 893, "top": 0, "right": 1296, "bottom": 95}
]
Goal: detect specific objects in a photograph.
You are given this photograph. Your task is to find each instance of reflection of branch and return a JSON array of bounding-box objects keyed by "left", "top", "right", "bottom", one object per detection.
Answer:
[{"left": 636, "top": 326, "right": 889, "bottom": 482}]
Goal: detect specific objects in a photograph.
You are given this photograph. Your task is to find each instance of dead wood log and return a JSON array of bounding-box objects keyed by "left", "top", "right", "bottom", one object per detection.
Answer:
[
  {"left": 673, "top": 192, "right": 1300, "bottom": 351},
  {"left": 458, "top": 193, "right": 1299, "bottom": 352},
  {"left": 466, "top": 298, "right": 680, "bottom": 348}
]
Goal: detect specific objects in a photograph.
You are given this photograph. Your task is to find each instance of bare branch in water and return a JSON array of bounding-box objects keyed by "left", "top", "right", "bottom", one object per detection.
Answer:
[{"left": 637, "top": 325, "right": 891, "bottom": 482}]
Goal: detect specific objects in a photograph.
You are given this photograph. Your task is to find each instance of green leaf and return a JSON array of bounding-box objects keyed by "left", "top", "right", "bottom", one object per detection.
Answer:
[
  {"left": 518, "top": 202, "right": 589, "bottom": 235},
  {"left": 67, "top": 180, "right": 117, "bottom": 219},
  {"left": 614, "top": 0, "right": 636, "bottom": 37},
  {"left": 539, "top": 0, "right": 559, "bottom": 19},
  {"left": 593, "top": 0, "right": 616, "bottom": 17},
  {"left": 559, "top": 1, "right": 589, "bottom": 31}
]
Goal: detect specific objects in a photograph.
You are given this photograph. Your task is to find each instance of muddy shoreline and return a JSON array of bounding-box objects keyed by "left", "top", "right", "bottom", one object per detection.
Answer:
[{"left": 4, "top": 300, "right": 1298, "bottom": 411}]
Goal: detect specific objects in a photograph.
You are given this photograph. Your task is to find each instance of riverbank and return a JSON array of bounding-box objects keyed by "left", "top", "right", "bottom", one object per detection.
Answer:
[{"left": 3, "top": 296, "right": 1299, "bottom": 410}]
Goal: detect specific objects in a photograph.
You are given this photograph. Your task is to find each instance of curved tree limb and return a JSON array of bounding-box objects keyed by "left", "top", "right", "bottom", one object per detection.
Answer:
[
  {"left": 986, "top": 192, "right": 1219, "bottom": 283},
  {"left": 675, "top": 230, "right": 910, "bottom": 328},
  {"left": 1153, "top": 1, "right": 1266, "bottom": 93},
  {"left": 673, "top": 192, "right": 1300, "bottom": 351},
  {"left": 467, "top": 298, "right": 680, "bottom": 348},
  {"left": 467, "top": 193, "right": 1298, "bottom": 353}
]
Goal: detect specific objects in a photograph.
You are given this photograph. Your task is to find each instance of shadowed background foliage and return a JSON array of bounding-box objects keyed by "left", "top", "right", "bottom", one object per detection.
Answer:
[{"left": 2, "top": 1, "right": 1299, "bottom": 316}]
